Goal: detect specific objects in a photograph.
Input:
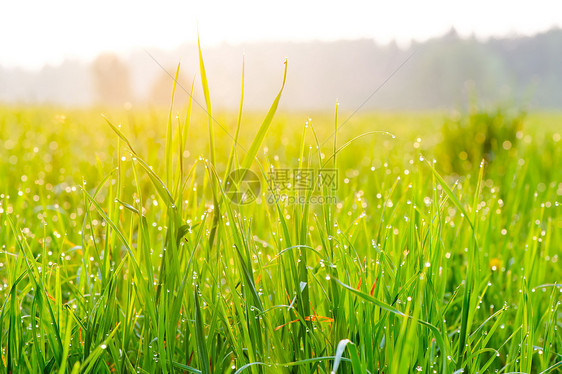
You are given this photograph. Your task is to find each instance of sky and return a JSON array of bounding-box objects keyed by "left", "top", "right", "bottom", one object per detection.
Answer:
[{"left": 1, "top": 0, "right": 561, "bottom": 70}]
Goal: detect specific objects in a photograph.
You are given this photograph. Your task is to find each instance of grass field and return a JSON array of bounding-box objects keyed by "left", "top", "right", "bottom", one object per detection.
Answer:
[{"left": 0, "top": 58, "right": 561, "bottom": 374}]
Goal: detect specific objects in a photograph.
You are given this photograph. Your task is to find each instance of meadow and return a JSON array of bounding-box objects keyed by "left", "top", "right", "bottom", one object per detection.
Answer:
[{"left": 0, "top": 57, "right": 561, "bottom": 374}]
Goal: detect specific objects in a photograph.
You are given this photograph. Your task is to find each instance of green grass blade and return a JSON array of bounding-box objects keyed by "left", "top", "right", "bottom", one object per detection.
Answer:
[
  {"left": 194, "top": 285, "right": 211, "bottom": 374},
  {"left": 240, "top": 59, "right": 287, "bottom": 172},
  {"left": 224, "top": 56, "right": 245, "bottom": 185},
  {"left": 332, "top": 339, "right": 364, "bottom": 374},
  {"left": 166, "top": 62, "right": 181, "bottom": 187},
  {"left": 198, "top": 36, "right": 215, "bottom": 167}
]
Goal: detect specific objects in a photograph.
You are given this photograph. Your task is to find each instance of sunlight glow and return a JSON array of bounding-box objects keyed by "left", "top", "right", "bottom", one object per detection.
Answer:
[{"left": 1, "top": 0, "right": 561, "bottom": 69}]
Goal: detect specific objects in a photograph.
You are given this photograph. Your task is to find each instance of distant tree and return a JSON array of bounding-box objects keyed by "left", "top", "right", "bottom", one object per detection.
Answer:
[
  {"left": 148, "top": 69, "right": 191, "bottom": 107},
  {"left": 92, "top": 53, "right": 133, "bottom": 106}
]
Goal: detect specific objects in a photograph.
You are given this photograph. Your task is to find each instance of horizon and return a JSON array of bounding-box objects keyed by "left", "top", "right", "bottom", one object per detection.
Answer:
[
  {"left": 2, "top": 29, "right": 562, "bottom": 110},
  {"left": 3, "top": 26, "right": 561, "bottom": 73},
  {"left": 2, "top": 0, "right": 561, "bottom": 70}
]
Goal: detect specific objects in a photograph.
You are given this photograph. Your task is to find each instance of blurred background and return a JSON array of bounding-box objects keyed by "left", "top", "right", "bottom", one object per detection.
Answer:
[{"left": 1, "top": 0, "right": 561, "bottom": 111}]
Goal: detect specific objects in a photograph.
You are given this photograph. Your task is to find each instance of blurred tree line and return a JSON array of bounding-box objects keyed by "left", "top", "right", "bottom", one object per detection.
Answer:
[{"left": 1, "top": 28, "right": 561, "bottom": 109}]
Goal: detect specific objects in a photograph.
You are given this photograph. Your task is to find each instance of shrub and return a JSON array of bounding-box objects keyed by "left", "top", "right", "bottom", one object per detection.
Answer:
[{"left": 439, "top": 107, "right": 525, "bottom": 174}]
